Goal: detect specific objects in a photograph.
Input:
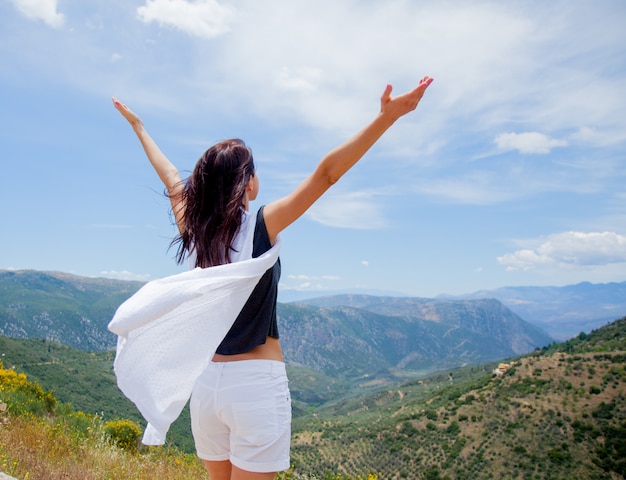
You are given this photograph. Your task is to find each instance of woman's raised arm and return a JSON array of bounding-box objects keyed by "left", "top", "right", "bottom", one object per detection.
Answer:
[
  {"left": 112, "top": 98, "right": 185, "bottom": 233},
  {"left": 263, "top": 76, "right": 433, "bottom": 244}
]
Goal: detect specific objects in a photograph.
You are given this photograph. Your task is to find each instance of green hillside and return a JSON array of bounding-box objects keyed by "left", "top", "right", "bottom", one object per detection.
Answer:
[
  {"left": 0, "top": 335, "right": 201, "bottom": 452},
  {"left": 1, "top": 317, "right": 625, "bottom": 478},
  {"left": 286, "top": 317, "right": 626, "bottom": 479},
  {"left": 0, "top": 335, "right": 348, "bottom": 452},
  {"left": 0, "top": 337, "right": 120, "bottom": 417},
  {"left": 0, "top": 270, "right": 140, "bottom": 350}
]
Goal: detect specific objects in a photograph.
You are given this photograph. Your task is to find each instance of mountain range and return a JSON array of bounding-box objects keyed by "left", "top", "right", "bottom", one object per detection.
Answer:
[
  {"left": 282, "top": 280, "right": 626, "bottom": 340},
  {"left": 2, "top": 269, "right": 624, "bottom": 385},
  {"left": 0, "top": 270, "right": 555, "bottom": 381},
  {"left": 280, "top": 296, "right": 551, "bottom": 377},
  {"left": 449, "top": 281, "right": 626, "bottom": 339},
  {"left": 0, "top": 270, "right": 142, "bottom": 350}
]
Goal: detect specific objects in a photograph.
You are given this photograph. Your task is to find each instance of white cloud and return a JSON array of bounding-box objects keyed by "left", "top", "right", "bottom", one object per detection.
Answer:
[
  {"left": 284, "top": 274, "right": 340, "bottom": 292},
  {"left": 361, "top": 261, "right": 369, "bottom": 267},
  {"left": 159, "top": 0, "right": 625, "bottom": 156},
  {"left": 274, "top": 67, "right": 322, "bottom": 93},
  {"left": 495, "top": 132, "right": 568, "bottom": 154},
  {"left": 306, "top": 190, "right": 388, "bottom": 229},
  {"left": 10, "top": 0, "right": 64, "bottom": 28},
  {"left": 571, "top": 126, "right": 626, "bottom": 148},
  {"left": 136, "top": 0, "right": 235, "bottom": 39},
  {"left": 99, "top": 270, "right": 152, "bottom": 282},
  {"left": 287, "top": 274, "right": 340, "bottom": 281},
  {"left": 498, "top": 231, "right": 626, "bottom": 271},
  {"left": 414, "top": 174, "right": 513, "bottom": 205}
]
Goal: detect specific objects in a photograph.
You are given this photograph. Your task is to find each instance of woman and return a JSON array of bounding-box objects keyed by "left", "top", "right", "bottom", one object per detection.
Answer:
[{"left": 112, "top": 75, "right": 433, "bottom": 480}]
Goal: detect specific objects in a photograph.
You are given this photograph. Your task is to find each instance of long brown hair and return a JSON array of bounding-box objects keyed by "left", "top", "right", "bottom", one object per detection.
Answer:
[{"left": 172, "top": 139, "right": 255, "bottom": 267}]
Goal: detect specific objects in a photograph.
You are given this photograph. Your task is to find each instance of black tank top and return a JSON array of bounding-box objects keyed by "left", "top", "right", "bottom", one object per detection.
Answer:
[{"left": 215, "top": 206, "right": 281, "bottom": 354}]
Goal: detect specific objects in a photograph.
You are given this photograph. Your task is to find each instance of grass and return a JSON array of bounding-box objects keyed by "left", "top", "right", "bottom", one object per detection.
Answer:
[
  {"left": 0, "top": 409, "right": 207, "bottom": 479},
  {"left": 0, "top": 357, "right": 206, "bottom": 479},
  {"left": 0, "top": 360, "right": 378, "bottom": 479},
  {"left": 2, "top": 317, "right": 625, "bottom": 479},
  {"left": 0, "top": 413, "right": 378, "bottom": 480}
]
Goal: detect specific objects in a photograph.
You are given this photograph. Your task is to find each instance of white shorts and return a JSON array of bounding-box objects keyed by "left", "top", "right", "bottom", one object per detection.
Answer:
[{"left": 190, "top": 360, "right": 291, "bottom": 473}]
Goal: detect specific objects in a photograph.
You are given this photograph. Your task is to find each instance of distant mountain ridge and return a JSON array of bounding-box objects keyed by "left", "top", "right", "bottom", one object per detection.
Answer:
[
  {"left": 0, "top": 270, "right": 142, "bottom": 350},
  {"left": 1, "top": 270, "right": 552, "bottom": 378},
  {"left": 282, "top": 295, "right": 552, "bottom": 375},
  {"left": 448, "top": 281, "right": 626, "bottom": 339},
  {"left": 283, "top": 280, "right": 626, "bottom": 341}
]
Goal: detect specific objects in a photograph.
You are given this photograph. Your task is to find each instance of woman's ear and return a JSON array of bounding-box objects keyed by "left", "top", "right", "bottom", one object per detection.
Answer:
[
  {"left": 245, "top": 174, "right": 259, "bottom": 201},
  {"left": 246, "top": 175, "right": 254, "bottom": 192}
]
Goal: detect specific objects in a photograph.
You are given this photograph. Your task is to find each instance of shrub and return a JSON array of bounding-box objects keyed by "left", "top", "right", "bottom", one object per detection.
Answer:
[
  {"left": 425, "top": 409, "right": 438, "bottom": 420},
  {"left": 547, "top": 447, "right": 572, "bottom": 465},
  {"left": 0, "top": 364, "right": 57, "bottom": 415},
  {"left": 447, "top": 422, "right": 461, "bottom": 435},
  {"left": 104, "top": 419, "right": 142, "bottom": 452}
]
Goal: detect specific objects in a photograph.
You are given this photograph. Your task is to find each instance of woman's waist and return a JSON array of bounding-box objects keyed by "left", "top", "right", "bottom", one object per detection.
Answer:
[{"left": 212, "top": 337, "right": 283, "bottom": 363}]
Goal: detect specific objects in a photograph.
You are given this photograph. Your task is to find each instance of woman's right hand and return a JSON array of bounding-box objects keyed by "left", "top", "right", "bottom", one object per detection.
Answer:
[
  {"left": 112, "top": 97, "right": 143, "bottom": 130},
  {"left": 111, "top": 97, "right": 186, "bottom": 231},
  {"left": 379, "top": 76, "right": 434, "bottom": 122}
]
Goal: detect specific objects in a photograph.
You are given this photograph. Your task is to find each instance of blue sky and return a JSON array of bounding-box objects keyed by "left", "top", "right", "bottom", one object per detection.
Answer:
[{"left": 1, "top": 0, "right": 625, "bottom": 299}]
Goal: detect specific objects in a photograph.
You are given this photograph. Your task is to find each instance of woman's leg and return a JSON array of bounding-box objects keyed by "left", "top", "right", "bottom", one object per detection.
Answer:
[
  {"left": 203, "top": 460, "right": 276, "bottom": 480},
  {"left": 231, "top": 465, "right": 276, "bottom": 480},
  {"left": 203, "top": 459, "right": 232, "bottom": 480}
]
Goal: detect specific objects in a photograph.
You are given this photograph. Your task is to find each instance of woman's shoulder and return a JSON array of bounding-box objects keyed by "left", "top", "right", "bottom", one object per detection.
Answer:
[{"left": 252, "top": 206, "right": 273, "bottom": 256}]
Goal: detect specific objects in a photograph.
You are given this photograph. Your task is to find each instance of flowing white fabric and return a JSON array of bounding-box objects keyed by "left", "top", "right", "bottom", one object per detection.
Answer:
[{"left": 108, "top": 237, "right": 281, "bottom": 445}]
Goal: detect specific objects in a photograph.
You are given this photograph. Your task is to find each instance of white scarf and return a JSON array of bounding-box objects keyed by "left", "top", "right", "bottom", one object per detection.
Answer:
[{"left": 108, "top": 237, "right": 281, "bottom": 445}]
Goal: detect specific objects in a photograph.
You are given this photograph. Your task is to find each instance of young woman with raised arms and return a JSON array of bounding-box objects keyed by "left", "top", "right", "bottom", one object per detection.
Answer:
[{"left": 112, "top": 75, "right": 433, "bottom": 480}]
